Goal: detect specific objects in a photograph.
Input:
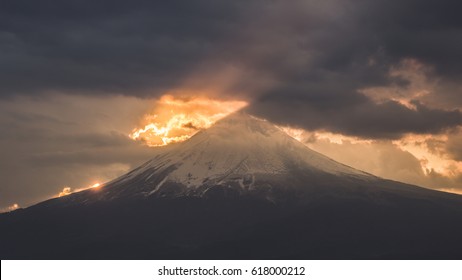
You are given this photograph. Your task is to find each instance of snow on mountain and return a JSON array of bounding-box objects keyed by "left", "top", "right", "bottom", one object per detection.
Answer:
[
  {"left": 129, "top": 112, "right": 369, "bottom": 181},
  {"left": 53, "top": 111, "right": 383, "bottom": 205}
]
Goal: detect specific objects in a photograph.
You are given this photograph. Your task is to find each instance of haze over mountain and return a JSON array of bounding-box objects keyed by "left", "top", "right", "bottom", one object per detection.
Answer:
[{"left": 1, "top": 112, "right": 462, "bottom": 259}]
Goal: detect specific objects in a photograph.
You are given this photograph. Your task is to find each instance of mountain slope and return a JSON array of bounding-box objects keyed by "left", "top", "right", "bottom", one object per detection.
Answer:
[
  {"left": 1, "top": 112, "right": 462, "bottom": 259},
  {"left": 70, "top": 112, "right": 372, "bottom": 201}
]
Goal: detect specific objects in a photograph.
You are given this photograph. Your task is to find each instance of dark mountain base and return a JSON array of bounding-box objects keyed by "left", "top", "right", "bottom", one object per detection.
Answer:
[{"left": 2, "top": 193, "right": 462, "bottom": 259}]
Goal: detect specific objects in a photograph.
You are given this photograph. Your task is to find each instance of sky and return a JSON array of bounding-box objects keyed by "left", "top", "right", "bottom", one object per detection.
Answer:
[{"left": 1, "top": 0, "right": 462, "bottom": 210}]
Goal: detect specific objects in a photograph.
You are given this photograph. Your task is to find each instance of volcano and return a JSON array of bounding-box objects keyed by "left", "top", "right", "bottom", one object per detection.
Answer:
[{"left": 1, "top": 112, "right": 462, "bottom": 259}]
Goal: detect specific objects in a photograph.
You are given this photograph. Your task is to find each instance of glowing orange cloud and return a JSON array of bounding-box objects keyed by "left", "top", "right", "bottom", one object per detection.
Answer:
[
  {"left": 58, "top": 187, "right": 72, "bottom": 197},
  {"left": 281, "top": 125, "right": 462, "bottom": 196},
  {"left": 280, "top": 126, "right": 372, "bottom": 145},
  {"left": 279, "top": 126, "right": 305, "bottom": 142},
  {"left": 57, "top": 182, "right": 102, "bottom": 197},
  {"left": 0, "top": 203, "right": 19, "bottom": 213},
  {"left": 360, "top": 58, "right": 435, "bottom": 109},
  {"left": 393, "top": 134, "right": 462, "bottom": 177},
  {"left": 130, "top": 95, "right": 248, "bottom": 146}
]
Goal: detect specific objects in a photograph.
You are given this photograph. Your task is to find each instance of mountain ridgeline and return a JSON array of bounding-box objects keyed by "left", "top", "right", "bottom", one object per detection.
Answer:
[{"left": 1, "top": 112, "right": 462, "bottom": 259}]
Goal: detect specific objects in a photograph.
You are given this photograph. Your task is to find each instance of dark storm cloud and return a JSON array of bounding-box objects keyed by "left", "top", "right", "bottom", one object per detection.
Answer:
[
  {"left": 243, "top": 0, "right": 462, "bottom": 138},
  {"left": 1, "top": 0, "right": 462, "bottom": 137},
  {"left": 362, "top": 0, "right": 462, "bottom": 78},
  {"left": 0, "top": 0, "right": 248, "bottom": 94},
  {"left": 248, "top": 90, "right": 462, "bottom": 139}
]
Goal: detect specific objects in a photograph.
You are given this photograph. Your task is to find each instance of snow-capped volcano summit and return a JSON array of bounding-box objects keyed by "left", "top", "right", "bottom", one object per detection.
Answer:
[
  {"left": 162, "top": 111, "right": 368, "bottom": 180},
  {"left": 60, "top": 111, "right": 374, "bottom": 204}
]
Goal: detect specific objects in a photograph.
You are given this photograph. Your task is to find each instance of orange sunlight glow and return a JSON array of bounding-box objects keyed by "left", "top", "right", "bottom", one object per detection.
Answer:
[
  {"left": 57, "top": 182, "right": 102, "bottom": 197},
  {"left": 129, "top": 95, "right": 248, "bottom": 146},
  {"left": 281, "top": 126, "right": 462, "bottom": 195},
  {"left": 437, "top": 188, "right": 462, "bottom": 195},
  {"left": 1, "top": 203, "right": 20, "bottom": 213},
  {"left": 281, "top": 126, "right": 372, "bottom": 145},
  {"left": 279, "top": 126, "right": 305, "bottom": 142},
  {"left": 58, "top": 187, "right": 72, "bottom": 197},
  {"left": 360, "top": 58, "right": 435, "bottom": 110},
  {"left": 394, "top": 134, "right": 462, "bottom": 177}
]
